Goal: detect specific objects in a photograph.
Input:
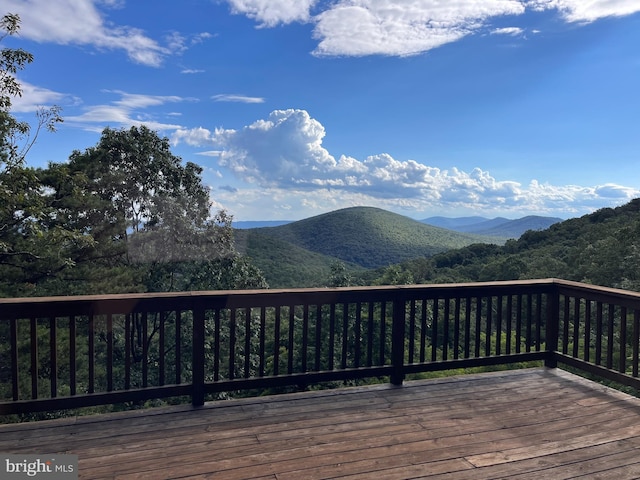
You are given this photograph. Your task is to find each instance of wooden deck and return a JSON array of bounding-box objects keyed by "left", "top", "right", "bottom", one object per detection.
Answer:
[{"left": 2, "top": 367, "right": 640, "bottom": 479}]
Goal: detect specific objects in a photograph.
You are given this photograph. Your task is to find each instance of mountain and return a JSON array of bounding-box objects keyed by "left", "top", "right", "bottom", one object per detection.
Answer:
[
  {"left": 423, "top": 215, "right": 562, "bottom": 238},
  {"left": 234, "top": 229, "right": 365, "bottom": 288},
  {"left": 242, "top": 206, "right": 502, "bottom": 270},
  {"left": 233, "top": 220, "right": 292, "bottom": 229},
  {"left": 408, "top": 198, "right": 640, "bottom": 291},
  {"left": 421, "top": 216, "right": 491, "bottom": 229}
]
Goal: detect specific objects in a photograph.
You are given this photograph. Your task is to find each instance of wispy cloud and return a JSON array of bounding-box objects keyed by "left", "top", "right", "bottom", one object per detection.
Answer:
[
  {"left": 491, "top": 27, "right": 524, "bottom": 36},
  {"left": 65, "top": 91, "right": 193, "bottom": 133},
  {"left": 212, "top": 94, "right": 266, "bottom": 104},
  {"left": 174, "top": 109, "right": 640, "bottom": 218},
  {"left": 3, "top": 0, "right": 210, "bottom": 66}
]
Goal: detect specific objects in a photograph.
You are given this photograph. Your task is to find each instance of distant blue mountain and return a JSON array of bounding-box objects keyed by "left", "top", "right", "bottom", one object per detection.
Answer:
[
  {"left": 234, "top": 220, "right": 292, "bottom": 229},
  {"left": 422, "top": 215, "right": 563, "bottom": 238}
]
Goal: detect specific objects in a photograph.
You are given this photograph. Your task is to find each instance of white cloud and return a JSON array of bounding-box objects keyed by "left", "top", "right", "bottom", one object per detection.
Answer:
[
  {"left": 312, "top": 0, "right": 526, "bottom": 57},
  {"left": 225, "top": 0, "right": 640, "bottom": 57},
  {"left": 491, "top": 27, "right": 524, "bottom": 35},
  {"left": 526, "top": 0, "right": 640, "bottom": 23},
  {"left": 212, "top": 94, "right": 266, "bottom": 104},
  {"left": 3, "top": 0, "right": 177, "bottom": 66},
  {"left": 225, "top": 0, "right": 318, "bottom": 27},
  {"left": 65, "top": 91, "right": 191, "bottom": 132},
  {"left": 9, "top": 82, "right": 75, "bottom": 113},
  {"left": 177, "top": 109, "right": 640, "bottom": 218}
]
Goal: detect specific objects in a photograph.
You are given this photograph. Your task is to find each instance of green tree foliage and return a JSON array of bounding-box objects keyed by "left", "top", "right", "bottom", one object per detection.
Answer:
[
  {"left": 382, "top": 199, "right": 640, "bottom": 291},
  {"left": 0, "top": 14, "right": 75, "bottom": 297},
  {"left": 38, "top": 126, "right": 267, "bottom": 294},
  {"left": 0, "top": 13, "right": 265, "bottom": 296}
]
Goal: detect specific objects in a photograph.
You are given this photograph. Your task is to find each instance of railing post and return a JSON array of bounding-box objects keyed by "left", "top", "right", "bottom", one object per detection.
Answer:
[
  {"left": 192, "top": 302, "right": 206, "bottom": 406},
  {"left": 391, "top": 293, "right": 406, "bottom": 386},
  {"left": 545, "top": 285, "right": 559, "bottom": 368}
]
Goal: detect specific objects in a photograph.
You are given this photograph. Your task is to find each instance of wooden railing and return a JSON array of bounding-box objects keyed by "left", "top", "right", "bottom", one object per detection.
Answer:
[{"left": 2, "top": 278, "right": 640, "bottom": 416}]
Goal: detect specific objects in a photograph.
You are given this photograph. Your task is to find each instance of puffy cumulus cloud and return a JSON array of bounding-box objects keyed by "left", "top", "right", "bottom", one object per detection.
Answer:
[
  {"left": 184, "top": 109, "right": 640, "bottom": 219},
  {"left": 225, "top": 0, "right": 318, "bottom": 27},
  {"left": 526, "top": 0, "right": 640, "bottom": 22},
  {"left": 2, "top": 0, "right": 187, "bottom": 66},
  {"left": 313, "top": 0, "right": 525, "bottom": 57},
  {"left": 226, "top": 0, "right": 640, "bottom": 57}
]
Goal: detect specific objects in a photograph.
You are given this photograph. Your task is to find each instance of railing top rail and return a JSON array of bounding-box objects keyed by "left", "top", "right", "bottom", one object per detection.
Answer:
[{"left": 3, "top": 278, "right": 640, "bottom": 318}]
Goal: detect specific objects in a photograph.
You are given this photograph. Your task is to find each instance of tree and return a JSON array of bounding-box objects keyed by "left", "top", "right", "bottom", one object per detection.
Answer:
[
  {"left": 39, "top": 126, "right": 267, "bottom": 294},
  {"left": 0, "top": 13, "right": 72, "bottom": 297}
]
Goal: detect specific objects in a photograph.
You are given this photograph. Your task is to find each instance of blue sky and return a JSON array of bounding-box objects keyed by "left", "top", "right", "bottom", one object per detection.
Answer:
[{"left": 5, "top": 0, "right": 640, "bottom": 221}]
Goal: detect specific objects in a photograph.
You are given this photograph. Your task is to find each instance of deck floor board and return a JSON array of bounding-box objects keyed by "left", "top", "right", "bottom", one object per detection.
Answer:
[{"left": 2, "top": 368, "right": 640, "bottom": 479}]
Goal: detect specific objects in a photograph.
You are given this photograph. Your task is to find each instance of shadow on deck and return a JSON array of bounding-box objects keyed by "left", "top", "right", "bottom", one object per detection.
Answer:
[{"left": 2, "top": 367, "right": 640, "bottom": 479}]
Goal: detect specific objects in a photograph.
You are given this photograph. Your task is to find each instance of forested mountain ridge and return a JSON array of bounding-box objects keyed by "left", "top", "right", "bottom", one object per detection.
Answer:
[
  {"left": 240, "top": 206, "right": 503, "bottom": 270},
  {"left": 393, "top": 199, "right": 640, "bottom": 291},
  {"left": 423, "top": 215, "right": 562, "bottom": 238}
]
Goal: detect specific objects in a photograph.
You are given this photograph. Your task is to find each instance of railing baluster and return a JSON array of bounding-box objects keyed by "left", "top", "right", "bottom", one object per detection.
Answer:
[
  {"left": 142, "top": 312, "right": 148, "bottom": 388},
  {"left": 50, "top": 316, "right": 57, "bottom": 398},
  {"left": 244, "top": 307, "right": 252, "bottom": 378},
  {"left": 273, "top": 307, "right": 281, "bottom": 376},
  {"left": 485, "top": 297, "right": 492, "bottom": 357},
  {"left": 633, "top": 309, "right": 640, "bottom": 378},
  {"left": 10, "top": 317, "right": 19, "bottom": 401},
  {"left": 366, "top": 302, "right": 374, "bottom": 368},
  {"left": 433, "top": 298, "right": 440, "bottom": 361},
  {"left": 214, "top": 309, "right": 221, "bottom": 381},
  {"left": 88, "top": 315, "right": 94, "bottom": 394},
  {"left": 106, "top": 314, "right": 113, "bottom": 391},
  {"left": 443, "top": 298, "right": 450, "bottom": 361},
  {"left": 595, "top": 302, "right": 603, "bottom": 365},
  {"left": 288, "top": 306, "right": 295, "bottom": 374},
  {"left": 419, "top": 299, "right": 427, "bottom": 363},
  {"left": 526, "top": 294, "right": 533, "bottom": 353},
  {"left": 620, "top": 307, "right": 627, "bottom": 374},
  {"left": 315, "top": 304, "right": 323, "bottom": 371},
  {"left": 535, "top": 293, "right": 542, "bottom": 352},
  {"left": 584, "top": 301, "right": 592, "bottom": 363},
  {"left": 124, "top": 314, "right": 131, "bottom": 390},
  {"left": 30, "top": 317, "right": 38, "bottom": 400},
  {"left": 192, "top": 302, "right": 205, "bottom": 406},
  {"left": 341, "top": 303, "right": 348, "bottom": 369},
  {"left": 158, "top": 312, "right": 164, "bottom": 388},
  {"left": 354, "top": 302, "right": 362, "bottom": 368},
  {"left": 408, "top": 299, "right": 416, "bottom": 364},
  {"left": 453, "top": 298, "right": 461, "bottom": 360},
  {"left": 516, "top": 295, "right": 523, "bottom": 354},
  {"left": 607, "top": 304, "right": 615, "bottom": 369},
  {"left": 329, "top": 303, "right": 336, "bottom": 370},
  {"left": 572, "top": 298, "right": 580, "bottom": 358},
  {"left": 464, "top": 297, "right": 471, "bottom": 359},
  {"left": 260, "top": 306, "right": 267, "bottom": 377},
  {"left": 379, "top": 301, "right": 386, "bottom": 366},
  {"left": 495, "top": 296, "right": 502, "bottom": 356},
  {"left": 474, "top": 297, "right": 482, "bottom": 358},
  {"left": 301, "top": 305, "right": 309, "bottom": 373},
  {"left": 175, "top": 310, "right": 182, "bottom": 385},
  {"left": 505, "top": 295, "right": 513, "bottom": 355}
]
